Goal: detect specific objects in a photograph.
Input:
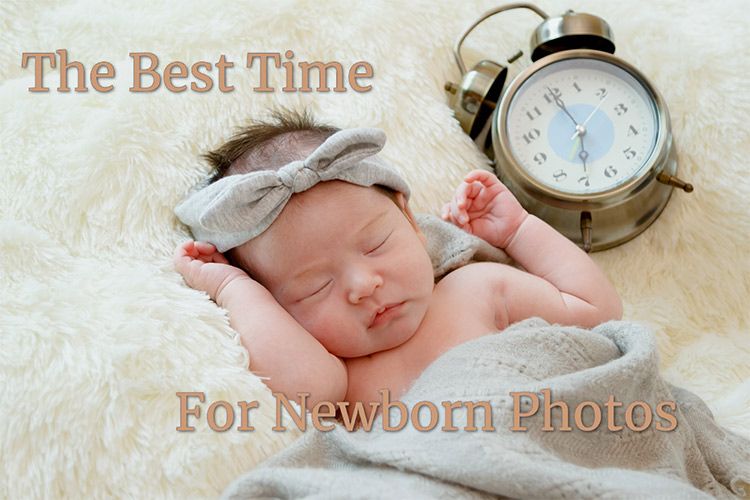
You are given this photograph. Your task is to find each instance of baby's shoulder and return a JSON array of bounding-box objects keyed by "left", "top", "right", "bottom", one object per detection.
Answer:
[
  {"left": 437, "top": 261, "right": 515, "bottom": 293},
  {"left": 437, "top": 262, "right": 521, "bottom": 330}
]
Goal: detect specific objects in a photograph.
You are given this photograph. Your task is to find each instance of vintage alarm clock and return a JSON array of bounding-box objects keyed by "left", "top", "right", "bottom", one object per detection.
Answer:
[{"left": 445, "top": 3, "right": 693, "bottom": 252}]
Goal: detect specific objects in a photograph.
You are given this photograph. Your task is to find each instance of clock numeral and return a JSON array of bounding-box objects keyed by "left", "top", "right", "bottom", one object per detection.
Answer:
[
  {"left": 614, "top": 103, "right": 629, "bottom": 116},
  {"left": 578, "top": 176, "right": 590, "bottom": 187},
  {"left": 622, "top": 147, "right": 636, "bottom": 160},
  {"left": 572, "top": 82, "right": 582, "bottom": 93},
  {"left": 553, "top": 169, "right": 567, "bottom": 182},
  {"left": 604, "top": 165, "right": 618, "bottom": 178},
  {"left": 526, "top": 106, "right": 542, "bottom": 121},
  {"left": 595, "top": 88, "right": 608, "bottom": 99},
  {"left": 533, "top": 152, "right": 548, "bottom": 165},
  {"left": 627, "top": 125, "right": 639, "bottom": 136},
  {"left": 522, "top": 128, "right": 541, "bottom": 144},
  {"left": 543, "top": 87, "right": 561, "bottom": 104}
]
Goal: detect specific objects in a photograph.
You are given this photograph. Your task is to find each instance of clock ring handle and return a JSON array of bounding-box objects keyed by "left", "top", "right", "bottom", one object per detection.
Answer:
[{"left": 453, "top": 3, "right": 549, "bottom": 74}]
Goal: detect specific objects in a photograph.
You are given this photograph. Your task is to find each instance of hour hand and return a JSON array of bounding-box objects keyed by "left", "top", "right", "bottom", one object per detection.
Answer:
[
  {"left": 547, "top": 86, "right": 578, "bottom": 126},
  {"left": 579, "top": 135, "right": 589, "bottom": 175}
]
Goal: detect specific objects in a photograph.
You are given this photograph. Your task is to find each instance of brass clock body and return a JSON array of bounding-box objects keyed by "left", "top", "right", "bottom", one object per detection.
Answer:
[
  {"left": 490, "top": 49, "right": 678, "bottom": 252},
  {"left": 446, "top": 5, "right": 693, "bottom": 252}
]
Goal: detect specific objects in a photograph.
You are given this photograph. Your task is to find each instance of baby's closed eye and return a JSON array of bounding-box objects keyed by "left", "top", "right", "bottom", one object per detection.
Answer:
[
  {"left": 307, "top": 280, "right": 332, "bottom": 298},
  {"left": 366, "top": 231, "right": 392, "bottom": 254},
  {"left": 295, "top": 229, "right": 395, "bottom": 301}
]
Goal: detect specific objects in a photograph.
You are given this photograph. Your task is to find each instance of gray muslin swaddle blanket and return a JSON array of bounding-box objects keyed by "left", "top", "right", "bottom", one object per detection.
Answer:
[
  {"left": 220, "top": 215, "right": 750, "bottom": 499},
  {"left": 415, "top": 213, "right": 513, "bottom": 280}
]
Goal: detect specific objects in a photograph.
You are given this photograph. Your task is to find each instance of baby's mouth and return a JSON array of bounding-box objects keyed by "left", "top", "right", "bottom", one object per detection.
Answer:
[{"left": 368, "top": 301, "right": 404, "bottom": 328}]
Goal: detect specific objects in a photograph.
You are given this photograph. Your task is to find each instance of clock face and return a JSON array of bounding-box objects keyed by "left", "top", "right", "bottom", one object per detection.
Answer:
[{"left": 505, "top": 57, "right": 659, "bottom": 195}]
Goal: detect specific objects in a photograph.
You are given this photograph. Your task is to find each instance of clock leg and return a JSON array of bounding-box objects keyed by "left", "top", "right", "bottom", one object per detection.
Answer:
[
  {"left": 657, "top": 173, "right": 694, "bottom": 193},
  {"left": 580, "top": 211, "right": 593, "bottom": 253}
]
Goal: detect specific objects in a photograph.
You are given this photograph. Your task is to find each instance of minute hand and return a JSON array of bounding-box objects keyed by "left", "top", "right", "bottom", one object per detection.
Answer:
[
  {"left": 571, "top": 94, "right": 609, "bottom": 140},
  {"left": 547, "top": 87, "right": 578, "bottom": 126}
]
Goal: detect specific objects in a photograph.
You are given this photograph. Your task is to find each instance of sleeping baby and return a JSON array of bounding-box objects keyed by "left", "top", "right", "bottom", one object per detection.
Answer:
[{"left": 173, "top": 109, "right": 623, "bottom": 419}]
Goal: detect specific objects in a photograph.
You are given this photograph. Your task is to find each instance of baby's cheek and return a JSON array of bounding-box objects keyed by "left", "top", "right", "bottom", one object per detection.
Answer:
[
  {"left": 293, "top": 302, "right": 340, "bottom": 346},
  {"left": 399, "top": 247, "right": 433, "bottom": 281}
]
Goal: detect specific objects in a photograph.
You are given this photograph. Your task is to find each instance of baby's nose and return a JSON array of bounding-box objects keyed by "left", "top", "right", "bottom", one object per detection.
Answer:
[{"left": 347, "top": 271, "right": 383, "bottom": 303}]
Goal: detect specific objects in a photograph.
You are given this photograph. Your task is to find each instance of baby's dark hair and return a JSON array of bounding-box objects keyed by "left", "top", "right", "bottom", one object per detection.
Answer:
[
  {"left": 202, "top": 107, "right": 404, "bottom": 271},
  {"left": 204, "top": 107, "right": 338, "bottom": 184},
  {"left": 203, "top": 107, "right": 401, "bottom": 207}
]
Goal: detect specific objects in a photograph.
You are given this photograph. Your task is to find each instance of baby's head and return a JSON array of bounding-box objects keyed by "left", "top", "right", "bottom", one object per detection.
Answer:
[{"left": 197, "top": 109, "right": 435, "bottom": 358}]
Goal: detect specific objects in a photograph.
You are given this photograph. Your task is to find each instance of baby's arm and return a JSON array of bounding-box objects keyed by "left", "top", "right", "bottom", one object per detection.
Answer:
[
  {"left": 443, "top": 170, "right": 622, "bottom": 328},
  {"left": 500, "top": 214, "right": 623, "bottom": 328},
  {"left": 174, "top": 241, "right": 347, "bottom": 409},
  {"left": 218, "top": 279, "right": 348, "bottom": 408}
]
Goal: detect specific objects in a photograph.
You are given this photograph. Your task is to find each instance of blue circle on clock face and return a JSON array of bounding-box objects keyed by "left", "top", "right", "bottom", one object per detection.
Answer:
[{"left": 547, "top": 105, "right": 614, "bottom": 164}]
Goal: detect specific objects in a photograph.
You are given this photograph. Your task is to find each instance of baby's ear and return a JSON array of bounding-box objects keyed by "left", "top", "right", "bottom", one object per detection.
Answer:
[
  {"left": 394, "top": 192, "right": 411, "bottom": 219},
  {"left": 394, "top": 191, "right": 407, "bottom": 210},
  {"left": 396, "top": 192, "right": 427, "bottom": 246}
]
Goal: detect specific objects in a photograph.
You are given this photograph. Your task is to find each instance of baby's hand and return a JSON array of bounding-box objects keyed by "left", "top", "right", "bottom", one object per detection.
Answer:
[
  {"left": 173, "top": 241, "right": 252, "bottom": 303},
  {"left": 441, "top": 169, "right": 529, "bottom": 249}
]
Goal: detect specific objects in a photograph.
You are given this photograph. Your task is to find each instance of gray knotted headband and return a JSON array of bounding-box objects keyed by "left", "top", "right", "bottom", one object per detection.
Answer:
[{"left": 174, "top": 128, "right": 411, "bottom": 252}]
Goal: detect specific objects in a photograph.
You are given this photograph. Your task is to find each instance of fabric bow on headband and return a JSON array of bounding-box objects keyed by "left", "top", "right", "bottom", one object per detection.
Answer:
[{"left": 174, "top": 127, "right": 411, "bottom": 252}]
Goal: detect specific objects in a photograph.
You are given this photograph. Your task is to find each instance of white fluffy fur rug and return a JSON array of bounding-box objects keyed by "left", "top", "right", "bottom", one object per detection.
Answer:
[{"left": 1, "top": 0, "right": 748, "bottom": 497}]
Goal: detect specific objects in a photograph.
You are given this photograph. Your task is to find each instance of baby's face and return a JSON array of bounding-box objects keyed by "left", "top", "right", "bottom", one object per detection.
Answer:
[{"left": 234, "top": 181, "right": 435, "bottom": 358}]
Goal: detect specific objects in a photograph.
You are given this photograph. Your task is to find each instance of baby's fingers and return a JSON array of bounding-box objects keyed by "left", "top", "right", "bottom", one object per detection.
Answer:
[
  {"left": 450, "top": 180, "right": 484, "bottom": 219},
  {"left": 174, "top": 241, "right": 196, "bottom": 263},
  {"left": 195, "top": 242, "right": 230, "bottom": 264},
  {"left": 443, "top": 197, "right": 468, "bottom": 225},
  {"left": 442, "top": 177, "right": 485, "bottom": 224},
  {"left": 189, "top": 241, "right": 229, "bottom": 264},
  {"left": 173, "top": 245, "right": 194, "bottom": 278},
  {"left": 464, "top": 169, "right": 500, "bottom": 186},
  {"left": 466, "top": 171, "right": 505, "bottom": 208},
  {"left": 440, "top": 202, "right": 452, "bottom": 221},
  {"left": 451, "top": 198, "right": 468, "bottom": 224},
  {"left": 468, "top": 181, "right": 498, "bottom": 211},
  {"left": 194, "top": 241, "right": 215, "bottom": 254},
  {"left": 212, "top": 252, "right": 230, "bottom": 264}
]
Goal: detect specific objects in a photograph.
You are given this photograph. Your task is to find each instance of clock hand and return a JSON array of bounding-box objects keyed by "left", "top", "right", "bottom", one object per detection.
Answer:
[
  {"left": 546, "top": 87, "right": 578, "bottom": 127},
  {"left": 568, "top": 135, "right": 582, "bottom": 162},
  {"left": 579, "top": 134, "right": 589, "bottom": 177},
  {"left": 571, "top": 94, "right": 609, "bottom": 140}
]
